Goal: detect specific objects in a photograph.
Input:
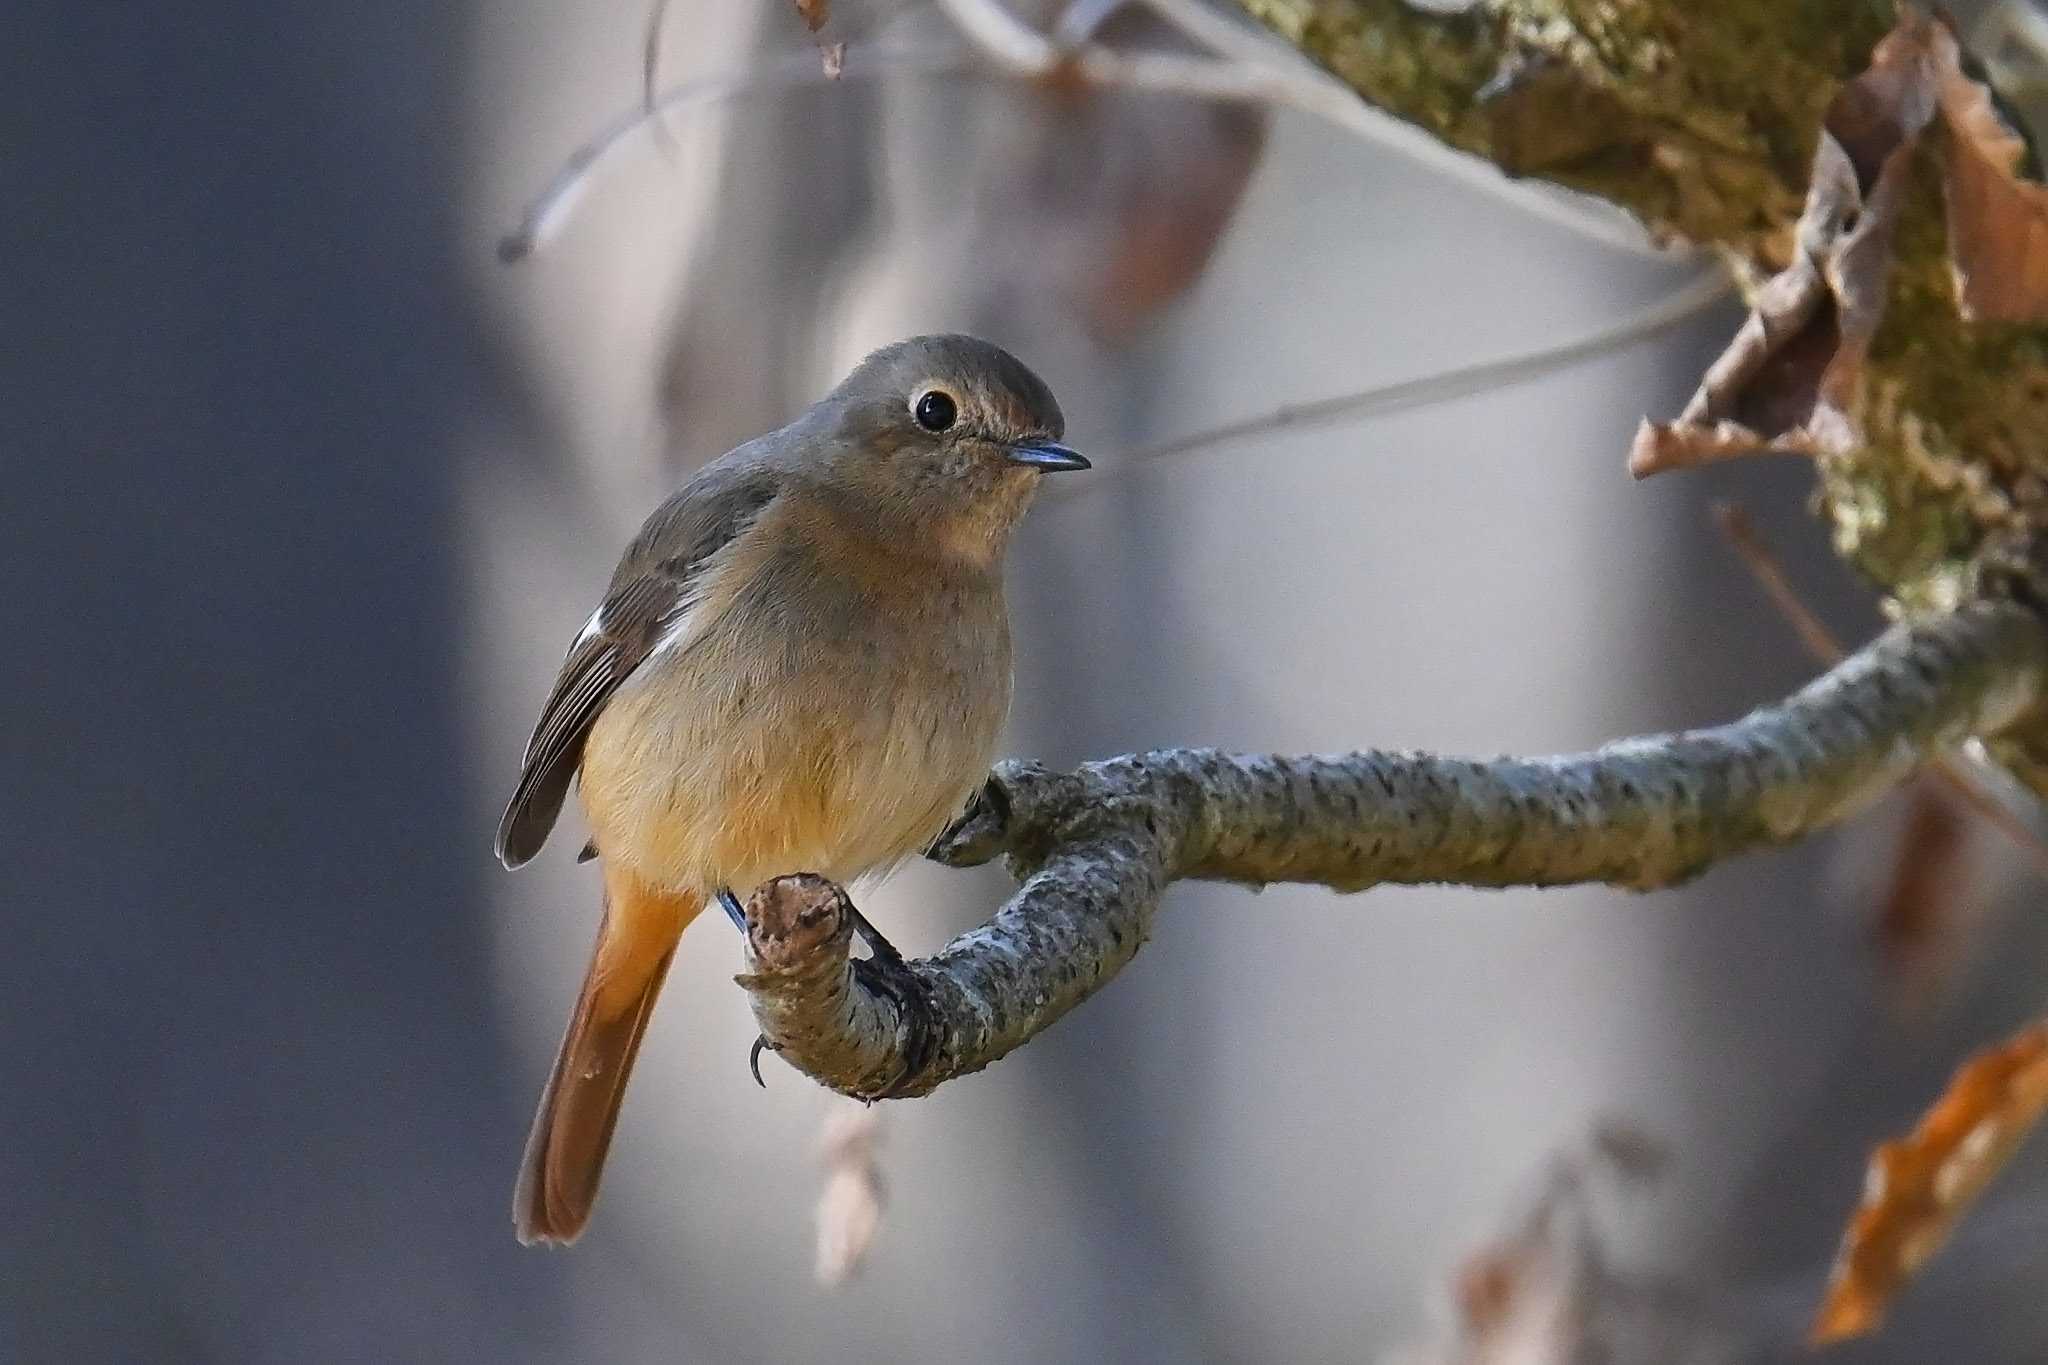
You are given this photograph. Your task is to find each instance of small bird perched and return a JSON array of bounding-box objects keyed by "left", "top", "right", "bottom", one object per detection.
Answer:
[{"left": 496, "top": 334, "right": 1087, "bottom": 1246}]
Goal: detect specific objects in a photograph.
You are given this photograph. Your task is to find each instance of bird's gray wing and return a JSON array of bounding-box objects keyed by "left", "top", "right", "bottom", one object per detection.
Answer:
[{"left": 494, "top": 461, "right": 778, "bottom": 868}]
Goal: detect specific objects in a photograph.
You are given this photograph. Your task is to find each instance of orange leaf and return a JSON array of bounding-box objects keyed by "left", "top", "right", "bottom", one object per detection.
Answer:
[
  {"left": 1933, "top": 26, "right": 2048, "bottom": 321},
  {"left": 1811, "top": 1019, "right": 2048, "bottom": 1344}
]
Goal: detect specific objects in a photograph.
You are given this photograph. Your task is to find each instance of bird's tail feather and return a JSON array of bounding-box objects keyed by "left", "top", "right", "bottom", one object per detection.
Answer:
[{"left": 514, "top": 876, "right": 700, "bottom": 1246}]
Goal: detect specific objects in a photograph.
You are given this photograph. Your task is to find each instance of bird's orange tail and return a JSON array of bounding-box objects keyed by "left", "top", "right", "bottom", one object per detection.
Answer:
[{"left": 514, "top": 869, "right": 701, "bottom": 1246}]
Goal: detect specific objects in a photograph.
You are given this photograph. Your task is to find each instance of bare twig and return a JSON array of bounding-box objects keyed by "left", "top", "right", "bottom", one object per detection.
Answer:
[
  {"left": 1710, "top": 504, "right": 1847, "bottom": 665},
  {"left": 499, "top": 44, "right": 970, "bottom": 262},
  {"left": 1050, "top": 0, "right": 1129, "bottom": 49},
  {"left": 1713, "top": 503, "right": 2048, "bottom": 880},
  {"left": 1062, "top": 267, "right": 1730, "bottom": 491},
  {"left": 503, "top": 0, "right": 1677, "bottom": 261},
  {"left": 738, "top": 595, "right": 2048, "bottom": 1101},
  {"left": 643, "top": 0, "right": 676, "bottom": 128},
  {"left": 932, "top": 0, "right": 1670, "bottom": 258}
]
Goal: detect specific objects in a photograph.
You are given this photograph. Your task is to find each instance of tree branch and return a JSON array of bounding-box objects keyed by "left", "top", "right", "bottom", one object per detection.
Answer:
[
  {"left": 740, "top": 594, "right": 2048, "bottom": 1101},
  {"left": 504, "top": 0, "right": 1673, "bottom": 263},
  {"left": 1235, "top": 0, "right": 2048, "bottom": 615}
]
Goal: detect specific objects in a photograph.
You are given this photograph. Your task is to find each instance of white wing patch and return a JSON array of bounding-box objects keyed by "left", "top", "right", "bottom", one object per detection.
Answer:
[{"left": 648, "top": 596, "right": 701, "bottom": 660}]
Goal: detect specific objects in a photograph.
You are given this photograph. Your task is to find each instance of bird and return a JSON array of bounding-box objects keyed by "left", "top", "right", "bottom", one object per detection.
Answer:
[{"left": 495, "top": 333, "right": 1088, "bottom": 1245}]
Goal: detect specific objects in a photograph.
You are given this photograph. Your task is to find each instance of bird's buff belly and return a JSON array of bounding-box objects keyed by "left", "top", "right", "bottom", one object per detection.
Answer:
[{"left": 575, "top": 658, "right": 997, "bottom": 897}]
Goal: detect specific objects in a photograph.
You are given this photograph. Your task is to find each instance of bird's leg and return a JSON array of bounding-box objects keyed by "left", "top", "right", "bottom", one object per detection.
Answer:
[
  {"left": 726, "top": 882, "right": 906, "bottom": 1085},
  {"left": 716, "top": 886, "right": 749, "bottom": 933},
  {"left": 727, "top": 878, "right": 926, "bottom": 1095},
  {"left": 726, "top": 885, "right": 782, "bottom": 1085}
]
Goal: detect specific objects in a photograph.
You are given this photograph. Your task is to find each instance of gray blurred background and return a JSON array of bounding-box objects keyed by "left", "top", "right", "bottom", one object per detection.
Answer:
[{"left": 10, "top": 0, "right": 2048, "bottom": 1360}]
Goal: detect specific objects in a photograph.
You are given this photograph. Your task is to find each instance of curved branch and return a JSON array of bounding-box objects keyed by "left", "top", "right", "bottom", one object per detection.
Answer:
[{"left": 739, "top": 596, "right": 2048, "bottom": 1100}]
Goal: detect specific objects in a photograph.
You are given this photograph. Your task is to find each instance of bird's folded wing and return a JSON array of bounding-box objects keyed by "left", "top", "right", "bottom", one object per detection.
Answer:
[{"left": 495, "top": 463, "right": 778, "bottom": 868}]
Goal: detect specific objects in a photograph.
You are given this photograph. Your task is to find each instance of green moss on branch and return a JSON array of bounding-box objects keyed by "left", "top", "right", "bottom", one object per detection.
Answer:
[{"left": 1238, "top": 0, "right": 2048, "bottom": 607}]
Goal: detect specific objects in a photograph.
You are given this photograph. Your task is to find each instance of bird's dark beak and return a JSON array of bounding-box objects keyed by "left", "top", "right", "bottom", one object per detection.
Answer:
[{"left": 1006, "top": 440, "right": 1090, "bottom": 472}]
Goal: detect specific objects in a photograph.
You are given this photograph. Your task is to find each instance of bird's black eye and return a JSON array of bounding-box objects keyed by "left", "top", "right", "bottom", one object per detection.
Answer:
[{"left": 913, "top": 389, "right": 958, "bottom": 433}]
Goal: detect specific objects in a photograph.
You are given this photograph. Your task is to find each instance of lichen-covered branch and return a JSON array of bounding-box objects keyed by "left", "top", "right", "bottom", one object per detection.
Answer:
[
  {"left": 739, "top": 595, "right": 2048, "bottom": 1101},
  {"left": 1236, "top": 0, "right": 1894, "bottom": 258},
  {"left": 1234, "top": 0, "right": 2048, "bottom": 611}
]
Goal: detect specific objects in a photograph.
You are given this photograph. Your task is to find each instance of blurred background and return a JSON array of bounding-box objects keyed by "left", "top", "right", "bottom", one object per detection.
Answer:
[{"left": 11, "top": 0, "right": 2048, "bottom": 1359}]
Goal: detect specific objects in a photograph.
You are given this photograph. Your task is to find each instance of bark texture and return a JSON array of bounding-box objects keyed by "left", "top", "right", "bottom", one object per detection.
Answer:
[{"left": 741, "top": 596, "right": 2048, "bottom": 1099}]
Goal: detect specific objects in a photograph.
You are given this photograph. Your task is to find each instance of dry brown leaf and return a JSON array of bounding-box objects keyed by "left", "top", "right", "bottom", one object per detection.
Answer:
[
  {"left": 1635, "top": 11, "right": 2048, "bottom": 472},
  {"left": 1811, "top": 1018, "right": 2048, "bottom": 1344},
  {"left": 1870, "top": 773, "right": 1976, "bottom": 995},
  {"left": 795, "top": 0, "right": 830, "bottom": 34},
  {"left": 1400, "top": 1123, "right": 1725, "bottom": 1365},
  {"left": 1631, "top": 12, "right": 1945, "bottom": 479},
  {"left": 958, "top": 4, "right": 1267, "bottom": 342},
  {"left": 814, "top": 1103, "right": 884, "bottom": 1287},
  {"left": 1083, "top": 101, "right": 1265, "bottom": 340},
  {"left": 983, "top": 5, "right": 1267, "bottom": 345},
  {"left": 1934, "top": 26, "right": 2048, "bottom": 320}
]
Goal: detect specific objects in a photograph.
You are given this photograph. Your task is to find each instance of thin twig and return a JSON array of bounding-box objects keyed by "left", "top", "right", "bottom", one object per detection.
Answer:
[
  {"left": 643, "top": 0, "right": 676, "bottom": 127},
  {"left": 932, "top": 0, "right": 1671, "bottom": 258},
  {"left": 1054, "top": 267, "right": 1731, "bottom": 494},
  {"left": 500, "top": 44, "right": 970, "bottom": 262},
  {"left": 1710, "top": 503, "right": 1851, "bottom": 664},
  {"left": 1713, "top": 502, "right": 2048, "bottom": 879},
  {"left": 1051, "top": 0, "right": 1130, "bottom": 49},
  {"left": 1138, "top": 0, "right": 1314, "bottom": 75},
  {"left": 503, "top": 0, "right": 1679, "bottom": 261}
]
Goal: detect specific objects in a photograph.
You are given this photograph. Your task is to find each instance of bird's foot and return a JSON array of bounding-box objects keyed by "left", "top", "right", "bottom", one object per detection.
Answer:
[
  {"left": 729, "top": 879, "right": 927, "bottom": 1098},
  {"left": 844, "top": 903, "right": 907, "bottom": 969}
]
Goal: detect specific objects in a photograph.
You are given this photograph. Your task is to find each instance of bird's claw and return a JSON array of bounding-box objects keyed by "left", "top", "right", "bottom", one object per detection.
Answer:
[
  {"left": 748, "top": 1034, "right": 777, "bottom": 1087},
  {"left": 732, "top": 882, "right": 923, "bottom": 1098}
]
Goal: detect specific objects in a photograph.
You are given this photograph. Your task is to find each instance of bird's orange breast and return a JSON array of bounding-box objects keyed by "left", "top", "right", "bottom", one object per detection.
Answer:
[{"left": 577, "top": 497, "right": 1012, "bottom": 897}]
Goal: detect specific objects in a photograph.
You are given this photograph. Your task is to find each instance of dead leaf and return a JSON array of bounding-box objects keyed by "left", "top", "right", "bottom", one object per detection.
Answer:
[
  {"left": 1631, "top": 12, "right": 1945, "bottom": 479},
  {"left": 1870, "top": 773, "right": 1979, "bottom": 1006},
  {"left": 1083, "top": 101, "right": 1265, "bottom": 340},
  {"left": 1636, "top": 11, "right": 2048, "bottom": 472},
  {"left": 795, "top": 0, "right": 829, "bottom": 34},
  {"left": 1934, "top": 27, "right": 2048, "bottom": 320},
  {"left": 969, "top": 5, "right": 1266, "bottom": 343},
  {"left": 1812, "top": 1018, "right": 2048, "bottom": 1344},
  {"left": 1404, "top": 1123, "right": 1725, "bottom": 1365},
  {"left": 814, "top": 1103, "right": 884, "bottom": 1287}
]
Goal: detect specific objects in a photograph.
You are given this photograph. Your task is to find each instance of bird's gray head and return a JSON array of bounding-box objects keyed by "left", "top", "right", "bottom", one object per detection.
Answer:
[{"left": 798, "top": 334, "right": 1087, "bottom": 562}]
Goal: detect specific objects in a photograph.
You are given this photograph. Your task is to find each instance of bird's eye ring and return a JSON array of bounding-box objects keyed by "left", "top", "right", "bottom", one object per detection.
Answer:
[{"left": 913, "top": 389, "right": 958, "bottom": 433}]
